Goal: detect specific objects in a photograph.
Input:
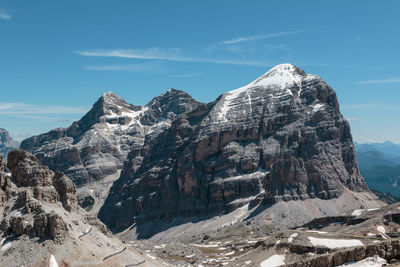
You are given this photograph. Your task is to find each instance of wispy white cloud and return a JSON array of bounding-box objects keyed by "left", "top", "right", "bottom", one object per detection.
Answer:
[
  {"left": 169, "top": 73, "right": 200, "bottom": 78},
  {"left": 85, "top": 62, "right": 162, "bottom": 72},
  {"left": 76, "top": 48, "right": 269, "bottom": 66},
  {"left": 355, "top": 78, "right": 400, "bottom": 85},
  {"left": 0, "top": 9, "right": 11, "bottom": 20},
  {"left": 0, "top": 102, "right": 88, "bottom": 114},
  {"left": 218, "top": 30, "right": 308, "bottom": 46}
]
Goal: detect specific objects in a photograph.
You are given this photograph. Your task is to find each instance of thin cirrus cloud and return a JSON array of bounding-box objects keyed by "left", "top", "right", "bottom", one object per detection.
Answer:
[
  {"left": 218, "top": 30, "right": 308, "bottom": 45},
  {"left": 76, "top": 48, "right": 268, "bottom": 66},
  {"left": 355, "top": 78, "right": 400, "bottom": 85},
  {"left": 0, "top": 102, "right": 88, "bottom": 115},
  {"left": 0, "top": 9, "right": 11, "bottom": 20},
  {"left": 85, "top": 62, "right": 163, "bottom": 72},
  {"left": 169, "top": 73, "right": 200, "bottom": 78}
]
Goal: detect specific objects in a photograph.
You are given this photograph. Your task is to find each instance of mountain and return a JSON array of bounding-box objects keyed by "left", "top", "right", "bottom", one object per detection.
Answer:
[
  {"left": 354, "top": 142, "right": 400, "bottom": 197},
  {"left": 20, "top": 90, "right": 200, "bottom": 213},
  {"left": 0, "top": 150, "right": 159, "bottom": 266},
  {"left": 361, "top": 165, "right": 400, "bottom": 197},
  {"left": 355, "top": 142, "right": 400, "bottom": 170},
  {"left": 99, "top": 63, "right": 382, "bottom": 236},
  {"left": 356, "top": 150, "right": 398, "bottom": 171},
  {"left": 0, "top": 128, "right": 19, "bottom": 157}
]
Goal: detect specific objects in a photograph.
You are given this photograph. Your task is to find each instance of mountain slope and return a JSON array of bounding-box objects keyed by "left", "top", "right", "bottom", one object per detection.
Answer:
[
  {"left": 0, "top": 128, "right": 19, "bottom": 157},
  {"left": 0, "top": 150, "right": 161, "bottom": 267},
  {"left": 20, "top": 89, "right": 200, "bottom": 213},
  {"left": 99, "top": 63, "right": 381, "bottom": 234}
]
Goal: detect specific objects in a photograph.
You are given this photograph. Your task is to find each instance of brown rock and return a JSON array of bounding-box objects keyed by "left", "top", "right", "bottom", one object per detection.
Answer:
[
  {"left": 7, "top": 149, "right": 53, "bottom": 187},
  {"left": 53, "top": 172, "right": 77, "bottom": 212}
]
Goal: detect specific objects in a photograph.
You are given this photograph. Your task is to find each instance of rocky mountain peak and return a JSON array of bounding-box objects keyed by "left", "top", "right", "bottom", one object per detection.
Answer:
[
  {"left": 0, "top": 128, "right": 20, "bottom": 157},
  {"left": 0, "top": 128, "right": 12, "bottom": 143},
  {"left": 99, "top": 64, "right": 371, "bottom": 231},
  {"left": 251, "top": 63, "right": 306, "bottom": 88}
]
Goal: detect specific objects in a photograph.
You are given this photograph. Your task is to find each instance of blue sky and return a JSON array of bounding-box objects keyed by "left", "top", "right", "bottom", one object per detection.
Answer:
[{"left": 0, "top": 0, "right": 399, "bottom": 143}]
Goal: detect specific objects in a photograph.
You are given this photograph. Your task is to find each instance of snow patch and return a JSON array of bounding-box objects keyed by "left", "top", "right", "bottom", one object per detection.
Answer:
[
  {"left": 306, "top": 230, "right": 328, "bottom": 234},
  {"left": 146, "top": 254, "right": 156, "bottom": 260},
  {"left": 308, "top": 237, "right": 363, "bottom": 249},
  {"left": 351, "top": 209, "right": 364, "bottom": 217},
  {"left": 49, "top": 255, "right": 59, "bottom": 267},
  {"left": 368, "top": 208, "right": 380, "bottom": 211},
  {"left": 312, "top": 103, "right": 324, "bottom": 112},
  {"left": 224, "top": 251, "right": 235, "bottom": 256},
  {"left": 288, "top": 233, "right": 298, "bottom": 243},
  {"left": 376, "top": 225, "right": 389, "bottom": 239},
  {"left": 1, "top": 240, "right": 12, "bottom": 251},
  {"left": 260, "top": 254, "right": 285, "bottom": 267},
  {"left": 337, "top": 255, "right": 386, "bottom": 267}
]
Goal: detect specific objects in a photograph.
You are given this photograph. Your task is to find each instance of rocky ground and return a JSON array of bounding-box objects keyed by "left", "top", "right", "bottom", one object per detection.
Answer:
[
  {"left": 118, "top": 202, "right": 400, "bottom": 266},
  {"left": 0, "top": 150, "right": 162, "bottom": 267}
]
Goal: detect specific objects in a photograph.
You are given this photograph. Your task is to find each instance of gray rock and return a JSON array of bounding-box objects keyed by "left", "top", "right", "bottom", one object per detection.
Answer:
[
  {"left": 99, "top": 64, "right": 368, "bottom": 230},
  {"left": 0, "top": 128, "right": 19, "bottom": 157},
  {"left": 20, "top": 90, "right": 201, "bottom": 187}
]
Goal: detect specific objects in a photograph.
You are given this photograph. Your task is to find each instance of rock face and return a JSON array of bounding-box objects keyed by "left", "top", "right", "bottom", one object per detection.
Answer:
[
  {"left": 0, "top": 149, "right": 158, "bottom": 267},
  {"left": 0, "top": 128, "right": 19, "bottom": 157},
  {"left": 99, "top": 63, "right": 369, "bottom": 230},
  {"left": 0, "top": 149, "right": 78, "bottom": 242},
  {"left": 20, "top": 90, "right": 200, "bottom": 186},
  {"left": 0, "top": 155, "right": 11, "bottom": 204}
]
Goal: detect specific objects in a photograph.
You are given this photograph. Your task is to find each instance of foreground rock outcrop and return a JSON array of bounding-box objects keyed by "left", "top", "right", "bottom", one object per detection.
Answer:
[
  {"left": 99, "top": 64, "right": 376, "bottom": 231},
  {"left": 0, "top": 149, "right": 160, "bottom": 266}
]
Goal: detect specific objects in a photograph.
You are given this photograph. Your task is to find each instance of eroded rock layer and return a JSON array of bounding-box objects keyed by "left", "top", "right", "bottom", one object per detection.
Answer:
[{"left": 99, "top": 64, "right": 369, "bottom": 230}]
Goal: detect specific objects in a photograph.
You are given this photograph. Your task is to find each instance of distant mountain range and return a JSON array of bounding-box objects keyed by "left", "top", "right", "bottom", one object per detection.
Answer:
[
  {"left": 0, "top": 128, "right": 19, "bottom": 157},
  {"left": 355, "top": 141, "right": 400, "bottom": 196}
]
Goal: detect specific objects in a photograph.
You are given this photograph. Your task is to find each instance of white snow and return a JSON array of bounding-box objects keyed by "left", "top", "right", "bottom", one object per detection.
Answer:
[
  {"left": 1, "top": 240, "right": 12, "bottom": 251},
  {"left": 337, "top": 255, "right": 386, "bottom": 267},
  {"left": 376, "top": 225, "right": 389, "bottom": 239},
  {"left": 217, "top": 63, "right": 304, "bottom": 122},
  {"left": 245, "top": 260, "right": 252, "bottom": 265},
  {"left": 49, "top": 255, "right": 59, "bottom": 267},
  {"left": 192, "top": 243, "right": 219, "bottom": 248},
  {"left": 308, "top": 237, "right": 363, "bottom": 249},
  {"left": 368, "top": 208, "right": 380, "bottom": 211},
  {"left": 312, "top": 103, "right": 324, "bottom": 112},
  {"left": 223, "top": 251, "right": 235, "bottom": 256},
  {"left": 306, "top": 230, "right": 328, "bottom": 234},
  {"left": 260, "top": 254, "right": 285, "bottom": 267},
  {"left": 288, "top": 233, "right": 298, "bottom": 243},
  {"left": 221, "top": 204, "right": 249, "bottom": 227},
  {"left": 376, "top": 225, "right": 385, "bottom": 234},
  {"left": 351, "top": 209, "right": 364, "bottom": 216},
  {"left": 146, "top": 254, "right": 156, "bottom": 260}
]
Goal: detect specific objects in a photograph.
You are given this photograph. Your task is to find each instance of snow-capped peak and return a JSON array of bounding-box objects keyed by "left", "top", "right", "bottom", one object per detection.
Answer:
[
  {"left": 251, "top": 63, "right": 306, "bottom": 87},
  {"left": 216, "top": 63, "right": 308, "bottom": 122}
]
